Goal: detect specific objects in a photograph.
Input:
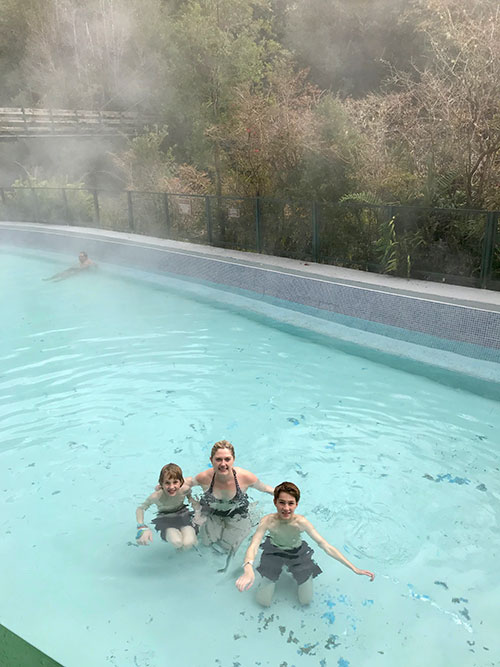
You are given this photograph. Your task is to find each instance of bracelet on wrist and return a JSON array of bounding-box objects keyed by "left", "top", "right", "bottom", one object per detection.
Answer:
[
  {"left": 243, "top": 560, "right": 254, "bottom": 567},
  {"left": 137, "top": 524, "right": 147, "bottom": 529}
]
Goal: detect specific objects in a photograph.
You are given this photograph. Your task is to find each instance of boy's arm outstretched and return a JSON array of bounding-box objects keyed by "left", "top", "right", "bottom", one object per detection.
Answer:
[
  {"left": 235, "top": 517, "right": 270, "bottom": 591},
  {"left": 301, "top": 518, "right": 374, "bottom": 581}
]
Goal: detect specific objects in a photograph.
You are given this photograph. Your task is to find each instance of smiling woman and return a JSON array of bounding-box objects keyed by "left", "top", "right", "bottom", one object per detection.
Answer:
[{"left": 191, "top": 440, "right": 274, "bottom": 568}]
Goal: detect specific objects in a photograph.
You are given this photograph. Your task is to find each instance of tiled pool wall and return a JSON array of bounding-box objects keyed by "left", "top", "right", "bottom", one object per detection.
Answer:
[{"left": 2, "top": 223, "right": 500, "bottom": 359}]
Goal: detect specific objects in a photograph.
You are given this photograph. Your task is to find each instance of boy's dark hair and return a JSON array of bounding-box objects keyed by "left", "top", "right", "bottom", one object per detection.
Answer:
[
  {"left": 274, "top": 481, "right": 300, "bottom": 503},
  {"left": 158, "top": 463, "right": 184, "bottom": 486}
]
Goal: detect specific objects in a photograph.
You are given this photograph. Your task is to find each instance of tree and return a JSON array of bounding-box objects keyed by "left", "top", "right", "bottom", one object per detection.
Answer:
[
  {"left": 281, "top": 0, "right": 423, "bottom": 97},
  {"left": 19, "top": 0, "right": 170, "bottom": 110},
  {"left": 342, "top": 0, "right": 500, "bottom": 209},
  {"left": 207, "top": 65, "right": 320, "bottom": 197},
  {"left": 163, "top": 0, "right": 287, "bottom": 195}
]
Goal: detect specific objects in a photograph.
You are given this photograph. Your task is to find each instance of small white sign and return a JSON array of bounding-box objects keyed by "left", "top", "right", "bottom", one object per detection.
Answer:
[
  {"left": 228, "top": 207, "right": 240, "bottom": 218},
  {"left": 178, "top": 200, "right": 192, "bottom": 215}
]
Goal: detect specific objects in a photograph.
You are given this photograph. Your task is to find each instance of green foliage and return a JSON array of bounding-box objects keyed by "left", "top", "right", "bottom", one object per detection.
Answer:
[
  {"left": 4, "top": 178, "right": 94, "bottom": 224},
  {"left": 375, "top": 216, "right": 398, "bottom": 275},
  {"left": 113, "top": 128, "right": 176, "bottom": 191},
  {"left": 339, "top": 192, "right": 382, "bottom": 206}
]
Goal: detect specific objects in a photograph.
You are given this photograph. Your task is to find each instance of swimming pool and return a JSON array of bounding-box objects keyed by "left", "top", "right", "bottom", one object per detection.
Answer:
[{"left": 1, "top": 247, "right": 499, "bottom": 667}]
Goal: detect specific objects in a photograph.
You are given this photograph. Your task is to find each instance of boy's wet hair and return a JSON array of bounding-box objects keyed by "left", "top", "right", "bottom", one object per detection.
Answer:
[
  {"left": 210, "top": 439, "right": 235, "bottom": 460},
  {"left": 274, "top": 481, "right": 300, "bottom": 503},
  {"left": 159, "top": 463, "right": 184, "bottom": 486}
]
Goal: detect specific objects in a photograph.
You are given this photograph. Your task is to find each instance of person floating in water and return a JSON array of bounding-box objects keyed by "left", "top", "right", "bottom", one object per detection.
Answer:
[
  {"left": 235, "top": 481, "right": 374, "bottom": 606},
  {"left": 187, "top": 440, "right": 274, "bottom": 571},
  {"left": 43, "top": 251, "right": 96, "bottom": 281},
  {"left": 136, "top": 463, "right": 197, "bottom": 550}
]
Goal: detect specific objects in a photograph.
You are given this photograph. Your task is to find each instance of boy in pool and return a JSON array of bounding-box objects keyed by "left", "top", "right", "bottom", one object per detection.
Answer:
[
  {"left": 235, "top": 482, "right": 374, "bottom": 606},
  {"left": 136, "top": 463, "right": 197, "bottom": 550}
]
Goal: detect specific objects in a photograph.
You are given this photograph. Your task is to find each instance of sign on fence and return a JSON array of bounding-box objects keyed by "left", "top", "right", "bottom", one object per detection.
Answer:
[
  {"left": 177, "top": 199, "right": 192, "bottom": 215},
  {"left": 228, "top": 207, "right": 240, "bottom": 219}
]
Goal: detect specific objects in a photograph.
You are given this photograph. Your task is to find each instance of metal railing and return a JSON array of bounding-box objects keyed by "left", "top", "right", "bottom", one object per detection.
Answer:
[
  {"left": 0, "top": 107, "right": 160, "bottom": 139},
  {"left": 1, "top": 185, "right": 499, "bottom": 290}
]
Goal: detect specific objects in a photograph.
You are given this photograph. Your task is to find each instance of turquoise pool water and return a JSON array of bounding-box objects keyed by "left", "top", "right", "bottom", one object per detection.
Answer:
[{"left": 0, "top": 249, "right": 499, "bottom": 667}]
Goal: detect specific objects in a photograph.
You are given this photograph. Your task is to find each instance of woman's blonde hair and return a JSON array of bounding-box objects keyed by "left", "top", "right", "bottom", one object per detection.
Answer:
[{"left": 210, "top": 440, "right": 235, "bottom": 460}]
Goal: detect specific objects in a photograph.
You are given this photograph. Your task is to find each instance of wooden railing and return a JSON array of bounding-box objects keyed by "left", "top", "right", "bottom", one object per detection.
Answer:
[{"left": 0, "top": 107, "right": 160, "bottom": 139}]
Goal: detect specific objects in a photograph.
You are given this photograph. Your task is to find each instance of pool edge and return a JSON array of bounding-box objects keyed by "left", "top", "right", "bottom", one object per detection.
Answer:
[{"left": 0, "top": 623, "right": 63, "bottom": 667}]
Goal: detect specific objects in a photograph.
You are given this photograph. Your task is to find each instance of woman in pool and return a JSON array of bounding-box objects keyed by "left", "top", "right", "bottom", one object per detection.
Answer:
[{"left": 189, "top": 440, "right": 273, "bottom": 569}]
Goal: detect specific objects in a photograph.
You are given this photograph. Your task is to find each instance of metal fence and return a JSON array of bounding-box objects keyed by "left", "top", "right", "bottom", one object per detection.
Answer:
[{"left": 1, "top": 185, "right": 499, "bottom": 290}]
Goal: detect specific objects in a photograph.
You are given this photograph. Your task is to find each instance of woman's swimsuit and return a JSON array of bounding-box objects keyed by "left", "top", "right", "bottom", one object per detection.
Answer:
[{"left": 199, "top": 469, "right": 250, "bottom": 519}]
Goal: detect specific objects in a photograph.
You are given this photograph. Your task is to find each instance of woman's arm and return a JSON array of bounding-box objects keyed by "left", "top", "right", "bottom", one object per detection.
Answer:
[
  {"left": 242, "top": 469, "right": 273, "bottom": 494},
  {"left": 185, "top": 488, "right": 200, "bottom": 512},
  {"left": 301, "top": 518, "right": 374, "bottom": 581},
  {"left": 250, "top": 478, "right": 274, "bottom": 494},
  {"left": 135, "top": 495, "right": 155, "bottom": 545}
]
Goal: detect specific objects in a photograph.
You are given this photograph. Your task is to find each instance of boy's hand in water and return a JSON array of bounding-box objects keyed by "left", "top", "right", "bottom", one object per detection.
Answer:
[
  {"left": 355, "top": 568, "right": 375, "bottom": 581},
  {"left": 137, "top": 528, "right": 153, "bottom": 545},
  {"left": 236, "top": 568, "right": 255, "bottom": 591}
]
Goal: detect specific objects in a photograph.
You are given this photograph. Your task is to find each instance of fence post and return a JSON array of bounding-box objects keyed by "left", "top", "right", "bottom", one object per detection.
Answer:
[
  {"left": 127, "top": 191, "right": 135, "bottom": 231},
  {"left": 312, "top": 200, "right": 319, "bottom": 263},
  {"left": 0, "top": 187, "right": 6, "bottom": 221},
  {"left": 164, "top": 193, "right": 171, "bottom": 237},
  {"left": 480, "top": 211, "right": 498, "bottom": 288},
  {"left": 205, "top": 195, "right": 213, "bottom": 244},
  {"left": 255, "top": 197, "right": 262, "bottom": 253},
  {"left": 92, "top": 189, "right": 100, "bottom": 226},
  {"left": 61, "top": 188, "right": 71, "bottom": 224},
  {"left": 31, "top": 187, "right": 40, "bottom": 223},
  {"left": 21, "top": 107, "right": 28, "bottom": 134}
]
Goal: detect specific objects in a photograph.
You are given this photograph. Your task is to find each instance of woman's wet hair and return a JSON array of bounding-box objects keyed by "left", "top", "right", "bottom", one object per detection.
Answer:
[
  {"left": 210, "top": 440, "right": 235, "bottom": 460},
  {"left": 158, "top": 462, "right": 184, "bottom": 486},
  {"left": 274, "top": 481, "right": 300, "bottom": 503}
]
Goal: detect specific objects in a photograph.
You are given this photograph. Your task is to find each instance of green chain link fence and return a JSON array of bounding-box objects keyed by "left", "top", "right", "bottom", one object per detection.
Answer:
[{"left": 1, "top": 186, "right": 498, "bottom": 290}]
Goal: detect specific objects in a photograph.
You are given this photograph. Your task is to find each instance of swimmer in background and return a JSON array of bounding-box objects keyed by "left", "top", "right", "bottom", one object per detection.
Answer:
[
  {"left": 136, "top": 463, "right": 197, "bottom": 550},
  {"left": 43, "top": 251, "right": 96, "bottom": 281},
  {"left": 235, "top": 481, "right": 374, "bottom": 606}
]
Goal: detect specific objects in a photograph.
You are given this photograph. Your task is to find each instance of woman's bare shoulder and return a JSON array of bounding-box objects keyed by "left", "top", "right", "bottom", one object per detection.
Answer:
[
  {"left": 234, "top": 467, "right": 257, "bottom": 483},
  {"left": 194, "top": 468, "right": 213, "bottom": 485}
]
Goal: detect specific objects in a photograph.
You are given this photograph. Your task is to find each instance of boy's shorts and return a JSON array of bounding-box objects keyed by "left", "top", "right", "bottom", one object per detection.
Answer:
[
  {"left": 256, "top": 536, "right": 322, "bottom": 585},
  {"left": 152, "top": 505, "right": 195, "bottom": 540}
]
